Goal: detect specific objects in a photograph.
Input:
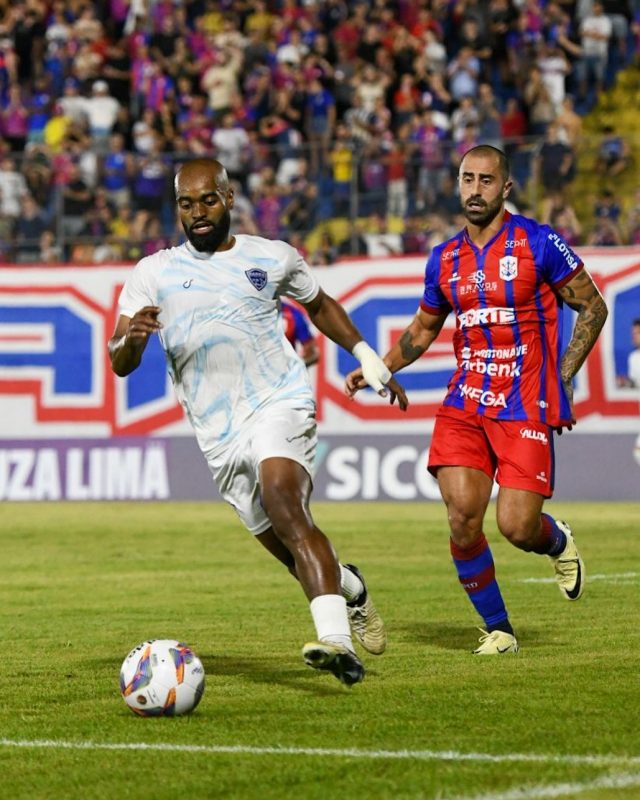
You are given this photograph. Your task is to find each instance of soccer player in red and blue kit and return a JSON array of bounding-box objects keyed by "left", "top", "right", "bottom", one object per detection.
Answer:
[
  {"left": 346, "top": 145, "right": 608, "bottom": 654},
  {"left": 281, "top": 299, "right": 320, "bottom": 367}
]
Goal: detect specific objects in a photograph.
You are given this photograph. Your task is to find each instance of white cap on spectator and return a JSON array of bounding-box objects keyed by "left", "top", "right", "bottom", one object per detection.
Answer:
[{"left": 92, "top": 80, "right": 109, "bottom": 94}]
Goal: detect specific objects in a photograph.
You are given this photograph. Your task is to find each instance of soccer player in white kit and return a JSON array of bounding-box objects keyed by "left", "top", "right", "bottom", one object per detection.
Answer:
[{"left": 108, "top": 158, "right": 408, "bottom": 685}]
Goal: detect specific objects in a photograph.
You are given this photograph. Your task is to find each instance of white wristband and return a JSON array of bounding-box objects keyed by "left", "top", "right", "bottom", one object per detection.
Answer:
[{"left": 352, "top": 341, "right": 391, "bottom": 393}]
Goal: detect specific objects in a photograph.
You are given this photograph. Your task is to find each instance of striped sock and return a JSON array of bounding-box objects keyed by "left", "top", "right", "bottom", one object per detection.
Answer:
[
  {"left": 532, "top": 513, "right": 567, "bottom": 556},
  {"left": 450, "top": 534, "right": 513, "bottom": 634}
]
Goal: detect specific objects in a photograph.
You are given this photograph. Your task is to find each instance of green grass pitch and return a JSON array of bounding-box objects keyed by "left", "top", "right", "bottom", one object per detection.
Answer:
[{"left": 1, "top": 501, "right": 639, "bottom": 799}]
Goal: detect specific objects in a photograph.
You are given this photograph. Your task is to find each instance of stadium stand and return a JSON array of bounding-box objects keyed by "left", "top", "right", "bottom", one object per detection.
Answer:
[{"left": 0, "top": 0, "right": 637, "bottom": 265}]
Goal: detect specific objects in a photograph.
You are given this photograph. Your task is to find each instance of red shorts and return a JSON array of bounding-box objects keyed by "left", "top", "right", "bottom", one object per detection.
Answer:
[{"left": 427, "top": 407, "right": 555, "bottom": 497}]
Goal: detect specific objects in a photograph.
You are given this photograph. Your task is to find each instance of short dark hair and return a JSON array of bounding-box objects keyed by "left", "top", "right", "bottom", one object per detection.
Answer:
[
  {"left": 633, "top": 318, "right": 640, "bottom": 327},
  {"left": 461, "top": 145, "right": 510, "bottom": 181}
]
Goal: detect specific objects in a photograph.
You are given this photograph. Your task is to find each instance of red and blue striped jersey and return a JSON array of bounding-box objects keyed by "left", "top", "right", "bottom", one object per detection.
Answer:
[
  {"left": 420, "top": 212, "right": 582, "bottom": 426},
  {"left": 281, "top": 300, "right": 314, "bottom": 349}
]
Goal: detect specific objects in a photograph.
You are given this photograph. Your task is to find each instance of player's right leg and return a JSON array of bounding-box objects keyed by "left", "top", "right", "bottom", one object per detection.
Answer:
[
  {"left": 207, "top": 419, "right": 364, "bottom": 686},
  {"left": 256, "top": 531, "right": 386, "bottom": 655},
  {"left": 253, "top": 404, "right": 366, "bottom": 684},
  {"left": 437, "top": 465, "right": 519, "bottom": 655},
  {"left": 259, "top": 456, "right": 364, "bottom": 685},
  {"left": 429, "top": 410, "right": 518, "bottom": 655}
]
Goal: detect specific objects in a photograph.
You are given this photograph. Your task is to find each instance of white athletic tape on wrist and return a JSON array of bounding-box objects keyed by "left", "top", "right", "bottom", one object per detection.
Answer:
[{"left": 352, "top": 341, "right": 391, "bottom": 392}]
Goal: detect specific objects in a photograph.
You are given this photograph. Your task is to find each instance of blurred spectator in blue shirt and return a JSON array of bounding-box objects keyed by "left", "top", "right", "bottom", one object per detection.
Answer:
[
  {"left": 593, "top": 188, "right": 622, "bottom": 222},
  {"left": 304, "top": 73, "right": 336, "bottom": 176},
  {"left": 102, "top": 132, "right": 134, "bottom": 210},
  {"left": 594, "top": 125, "right": 632, "bottom": 176}
]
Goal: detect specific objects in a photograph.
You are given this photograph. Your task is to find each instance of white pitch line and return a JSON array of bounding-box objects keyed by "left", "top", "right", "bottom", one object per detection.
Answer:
[
  {"left": 451, "top": 770, "right": 640, "bottom": 800},
  {"left": 520, "top": 572, "right": 638, "bottom": 584},
  {"left": 1, "top": 739, "right": 639, "bottom": 767}
]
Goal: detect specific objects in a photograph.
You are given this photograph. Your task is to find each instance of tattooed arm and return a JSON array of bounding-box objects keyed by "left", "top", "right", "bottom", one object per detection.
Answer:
[
  {"left": 556, "top": 268, "right": 608, "bottom": 429},
  {"left": 345, "top": 309, "right": 448, "bottom": 400}
]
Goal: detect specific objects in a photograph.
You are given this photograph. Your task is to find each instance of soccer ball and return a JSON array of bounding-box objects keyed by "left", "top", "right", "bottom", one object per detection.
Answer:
[{"left": 120, "top": 639, "right": 205, "bottom": 717}]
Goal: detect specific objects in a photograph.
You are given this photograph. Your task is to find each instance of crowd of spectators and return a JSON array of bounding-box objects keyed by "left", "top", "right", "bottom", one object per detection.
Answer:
[{"left": 0, "top": 0, "right": 637, "bottom": 265}]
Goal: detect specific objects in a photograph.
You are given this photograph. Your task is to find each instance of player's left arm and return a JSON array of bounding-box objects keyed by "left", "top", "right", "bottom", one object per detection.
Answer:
[
  {"left": 556, "top": 268, "right": 609, "bottom": 428},
  {"left": 303, "top": 287, "right": 408, "bottom": 409}
]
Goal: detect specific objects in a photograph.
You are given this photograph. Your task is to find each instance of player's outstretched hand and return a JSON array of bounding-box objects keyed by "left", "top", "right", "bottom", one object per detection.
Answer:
[
  {"left": 345, "top": 367, "right": 409, "bottom": 411},
  {"left": 387, "top": 376, "right": 409, "bottom": 410},
  {"left": 127, "top": 306, "right": 162, "bottom": 341},
  {"left": 345, "top": 366, "right": 367, "bottom": 397}
]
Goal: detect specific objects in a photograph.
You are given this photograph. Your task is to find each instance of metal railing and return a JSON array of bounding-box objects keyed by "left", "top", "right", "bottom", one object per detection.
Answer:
[{"left": 1, "top": 131, "right": 637, "bottom": 265}]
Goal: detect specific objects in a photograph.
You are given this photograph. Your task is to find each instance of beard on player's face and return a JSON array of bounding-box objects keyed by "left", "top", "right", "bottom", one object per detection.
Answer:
[
  {"left": 184, "top": 208, "right": 232, "bottom": 252},
  {"left": 462, "top": 190, "right": 504, "bottom": 227}
]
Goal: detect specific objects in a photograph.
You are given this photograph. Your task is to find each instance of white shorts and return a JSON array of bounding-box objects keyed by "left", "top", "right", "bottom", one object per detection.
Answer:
[{"left": 205, "top": 404, "right": 317, "bottom": 535}]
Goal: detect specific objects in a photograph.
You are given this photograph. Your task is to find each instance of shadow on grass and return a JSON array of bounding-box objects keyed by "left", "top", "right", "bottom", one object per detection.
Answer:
[
  {"left": 199, "top": 654, "right": 370, "bottom": 695},
  {"left": 394, "top": 622, "right": 472, "bottom": 651},
  {"left": 394, "top": 621, "right": 544, "bottom": 650}
]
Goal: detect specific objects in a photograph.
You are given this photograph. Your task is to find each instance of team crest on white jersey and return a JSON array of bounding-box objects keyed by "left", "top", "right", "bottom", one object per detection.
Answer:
[
  {"left": 245, "top": 268, "right": 268, "bottom": 290},
  {"left": 499, "top": 256, "right": 518, "bottom": 281}
]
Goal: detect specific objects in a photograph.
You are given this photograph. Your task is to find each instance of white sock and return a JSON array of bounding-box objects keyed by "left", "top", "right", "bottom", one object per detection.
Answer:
[
  {"left": 339, "top": 563, "right": 364, "bottom": 602},
  {"left": 309, "top": 594, "right": 354, "bottom": 652}
]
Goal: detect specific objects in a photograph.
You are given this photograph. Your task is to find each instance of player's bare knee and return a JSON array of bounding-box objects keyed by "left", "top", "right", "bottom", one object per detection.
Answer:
[
  {"left": 498, "top": 520, "right": 537, "bottom": 550},
  {"left": 262, "top": 488, "right": 308, "bottom": 531},
  {"left": 447, "top": 506, "right": 484, "bottom": 542},
  {"left": 270, "top": 523, "right": 318, "bottom": 558},
  {"left": 263, "top": 500, "right": 299, "bottom": 531}
]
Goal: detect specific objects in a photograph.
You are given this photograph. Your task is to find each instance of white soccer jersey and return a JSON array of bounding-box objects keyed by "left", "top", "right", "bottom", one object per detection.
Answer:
[{"left": 118, "top": 234, "right": 320, "bottom": 456}]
